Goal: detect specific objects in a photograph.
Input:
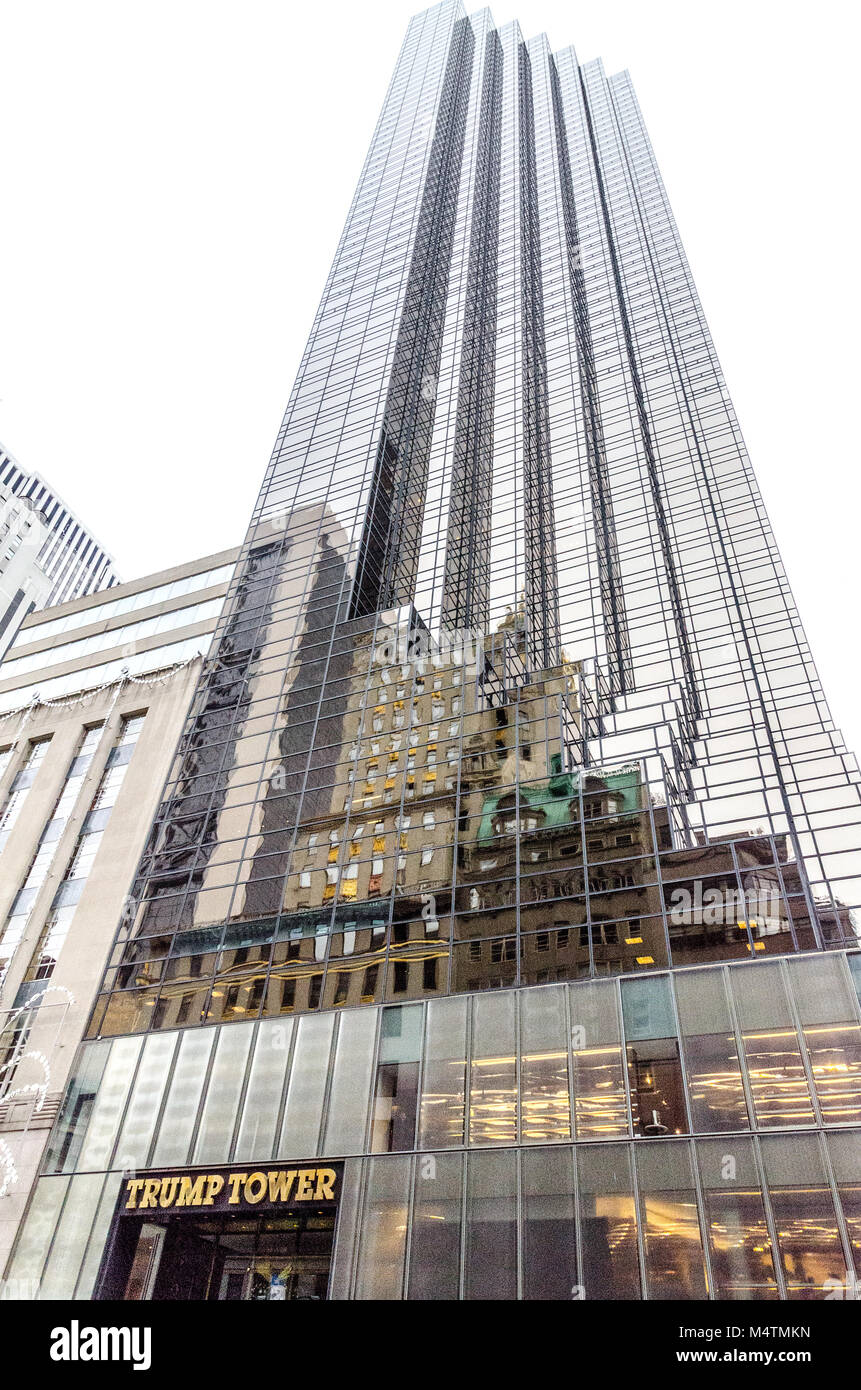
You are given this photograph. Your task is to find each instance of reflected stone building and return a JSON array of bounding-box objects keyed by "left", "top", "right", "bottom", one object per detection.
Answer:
[{"left": 7, "top": 2, "right": 861, "bottom": 1301}]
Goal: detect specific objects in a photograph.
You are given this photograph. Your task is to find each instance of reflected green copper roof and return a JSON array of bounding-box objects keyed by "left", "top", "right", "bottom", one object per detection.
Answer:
[{"left": 478, "top": 764, "right": 640, "bottom": 843}]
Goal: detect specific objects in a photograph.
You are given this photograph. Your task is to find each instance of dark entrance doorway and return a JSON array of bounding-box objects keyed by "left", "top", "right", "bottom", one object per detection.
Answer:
[
  {"left": 119, "top": 1209, "right": 335, "bottom": 1301},
  {"left": 96, "top": 1161, "right": 343, "bottom": 1300}
]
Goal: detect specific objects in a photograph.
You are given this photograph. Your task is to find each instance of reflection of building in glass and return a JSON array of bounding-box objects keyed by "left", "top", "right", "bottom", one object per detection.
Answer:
[{"left": 7, "top": 2, "right": 861, "bottom": 1302}]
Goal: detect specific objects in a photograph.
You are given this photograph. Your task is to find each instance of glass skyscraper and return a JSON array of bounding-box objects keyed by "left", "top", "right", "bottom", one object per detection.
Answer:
[{"left": 9, "top": 1, "right": 861, "bottom": 1302}]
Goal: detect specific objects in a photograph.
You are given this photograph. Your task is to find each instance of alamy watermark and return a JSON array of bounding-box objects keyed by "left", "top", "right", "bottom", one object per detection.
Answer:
[
  {"left": 668, "top": 881, "right": 782, "bottom": 932},
  {"left": 373, "top": 624, "right": 483, "bottom": 674}
]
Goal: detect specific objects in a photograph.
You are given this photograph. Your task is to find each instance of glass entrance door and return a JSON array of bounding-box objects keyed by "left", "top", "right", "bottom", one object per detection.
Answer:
[{"left": 122, "top": 1210, "right": 335, "bottom": 1301}]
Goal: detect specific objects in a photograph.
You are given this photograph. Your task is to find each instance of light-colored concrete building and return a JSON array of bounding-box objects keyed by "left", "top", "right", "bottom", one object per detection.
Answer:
[{"left": 0, "top": 544, "right": 238, "bottom": 1272}]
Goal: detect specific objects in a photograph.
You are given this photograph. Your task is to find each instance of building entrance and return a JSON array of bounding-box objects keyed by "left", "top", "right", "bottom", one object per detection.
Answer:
[
  {"left": 96, "top": 1162, "right": 342, "bottom": 1301},
  {"left": 123, "top": 1211, "right": 334, "bottom": 1301}
]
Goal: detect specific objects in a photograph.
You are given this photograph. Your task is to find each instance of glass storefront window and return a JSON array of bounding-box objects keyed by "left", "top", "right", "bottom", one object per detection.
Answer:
[
  {"left": 418, "top": 996, "right": 467, "bottom": 1149},
  {"left": 408, "top": 1150, "right": 463, "bottom": 1299},
  {"left": 761, "top": 1133, "right": 846, "bottom": 1299},
  {"left": 730, "top": 963, "right": 816, "bottom": 1129},
  {"left": 3, "top": 1176, "right": 70, "bottom": 1296},
  {"left": 577, "top": 1143, "right": 641, "bottom": 1300},
  {"left": 569, "top": 979, "right": 628, "bottom": 1139},
  {"left": 74, "top": 1173, "right": 124, "bottom": 1299},
  {"left": 696, "top": 1137, "right": 779, "bottom": 1299},
  {"left": 789, "top": 956, "right": 861, "bottom": 1127},
  {"left": 464, "top": 1149, "right": 517, "bottom": 1300},
  {"left": 277, "top": 1012, "right": 336, "bottom": 1159},
  {"left": 151, "top": 1029, "right": 216, "bottom": 1168},
  {"left": 622, "top": 976, "right": 687, "bottom": 1137},
  {"left": 635, "top": 1142, "right": 708, "bottom": 1300},
  {"left": 38, "top": 1173, "right": 106, "bottom": 1300},
  {"left": 826, "top": 1129, "right": 861, "bottom": 1281},
  {"left": 76, "top": 1036, "right": 143, "bottom": 1173},
  {"left": 322, "top": 1008, "right": 377, "bottom": 1155},
  {"left": 44, "top": 1042, "right": 110, "bottom": 1174},
  {"left": 192, "top": 1022, "right": 254, "bottom": 1164},
  {"left": 520, "top": 985, "right": 571, "bottom": 1143},
  {"left": 522, "top": 1146, "right": 577, "bottom": 1299},
  {"left": 469, "top": 992, "right": 517, "bottom": 1146},
  {"left": 234, "top": 1019, "right": 293, "bottom": 1162},
  {"left": 113, "top": 1032, "right": 178, "bottom": 1176},
  {"left": 675, "top": 969, "right": 749, "bottom": 1132},
  {"left": 371, "top": 1004, "right": 422, "bottom": 1152},
  {"left": 354, "top": 1155, "right": 411, "bottom": 1300}
]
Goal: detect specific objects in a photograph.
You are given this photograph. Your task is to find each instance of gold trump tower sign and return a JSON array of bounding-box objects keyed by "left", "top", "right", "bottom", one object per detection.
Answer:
[{"left": 120, "top": 1164, "right": 342, "bottom": 1214}]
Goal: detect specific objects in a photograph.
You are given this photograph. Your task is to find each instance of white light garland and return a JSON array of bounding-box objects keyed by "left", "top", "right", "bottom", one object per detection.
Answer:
[
  {"left": 0, "top": 1051, "right": 51, "bottom": 1199},
  {"left": 0, "top": 652, "right": 203, "bottom": 722},
  {"left": 0, "top": 1140, "right": 18, "bottom": 1200},
  {"left": 0, "top": 985, "right": 75, "bottom": 1198}
]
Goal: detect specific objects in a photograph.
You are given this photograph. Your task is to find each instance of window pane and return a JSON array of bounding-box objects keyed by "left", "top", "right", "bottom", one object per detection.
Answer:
[
  {"left": 520, "top": 986, "right": 571, "bottom": 1143},
  {"left": 76, "top": 1036, "right": 143, "bottom": 1172},
  {"left": 418, "top": 996, "right": 467, "bottom": 1149},
  {"left": 577, "top": 1143, "right": 641, "bottom": 1300},
  {"left": 522, "top": 1146, "right": 577, "bottom": 1299},
  {"left": 74, "top": 1172, "right": 124, "bottom": 1299},
  {"left": 675, "top": 969, "right": 749, "bottom": 1132},
  {"left": 730, "top": 963, "right": 815, "bottom": 1128},
  {"left": 635, "top": 1142, "right": 708, "bottom": 1300},
  {"left": 761, "top": 1133, "right": 845, "bottom": 1298},
  {"left": 234, "top": 1018, "right": 293, "bottom": 1162},
  {"left": 826, "top": 1130, "right": 861, "bottom": 1281},
  {"left": 569, "top": 979, "right": 628, "bottom": 1139},
  {"left": 192, "top": 1021, "right": 254, "bottom": 1164},
  {"left": 151, "top": 1028, "right": 215, "bottom": 1167},
  {"left": 277, "top": 1012, "right": 336, "bottom": 1159},
  {"left": 113, "top": 1032, "right": 178, "bottom": 1175},
  {"left": 3, "top": 1176, "right": 69, "bottom": 1296},
  {"left": 371, "top": 1005, "right": 421, "bottom": 1152},
  {"left": 322, "top": 1008, "right": 376, "bottom": 1155},
  {"left": 354, "top": 1155, "right": 411, "bottom": 1300},
  {"left": 38, "top": 1173, "right": 104, "bottom": 1299},
  {"left": 464, "top": 1149, "right": 517, "bottom": 1300},
  {"left": 789, "top": 957, "right": 861, "bottom": 1127},
  {"left": 408, "top": 1150, "right": 463, "bottom": 1300},
  {"left": 622, "top": 977, "right": 687, "bottom": 1137},
  {"left": 696, "top": 1137, "right": 778, "bottom": 1299},
  {"left": 44, "top": 1042, "right": 110, "bottom": 1174},
  {"left": 470, "top": 992, "right": 517, "bottom": 1146}
]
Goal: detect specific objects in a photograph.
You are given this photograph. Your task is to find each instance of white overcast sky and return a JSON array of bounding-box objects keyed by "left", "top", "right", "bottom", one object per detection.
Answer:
[{"left": 1, "top": 0, "right": 859, "bottom": 751}]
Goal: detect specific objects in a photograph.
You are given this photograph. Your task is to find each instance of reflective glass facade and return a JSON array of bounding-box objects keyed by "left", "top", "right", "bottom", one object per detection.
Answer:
[{"left": 8, "top": 1, "right": 861, "bottom": 1301}]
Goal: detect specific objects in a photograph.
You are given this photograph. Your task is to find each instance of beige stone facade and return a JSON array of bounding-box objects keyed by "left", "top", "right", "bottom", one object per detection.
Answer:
[{"left": 0, "top": 546, "right": 238, "bottom": 1269}]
